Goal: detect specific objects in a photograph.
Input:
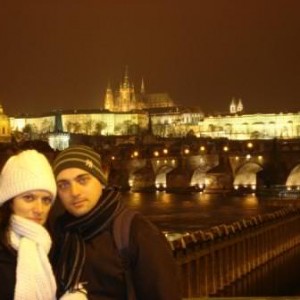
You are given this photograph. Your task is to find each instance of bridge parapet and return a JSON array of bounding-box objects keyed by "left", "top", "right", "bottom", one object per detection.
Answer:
[{"left": 170, "top": 207, "right": 300, "bottom": 298}]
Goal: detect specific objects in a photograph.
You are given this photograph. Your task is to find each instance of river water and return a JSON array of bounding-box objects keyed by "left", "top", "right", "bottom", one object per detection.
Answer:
[
  {"left": 121, "top": 191, "right": 300, "bottom": 297},
  {"left": 121, "top": 191, "right": 278, "bottom": 234}
]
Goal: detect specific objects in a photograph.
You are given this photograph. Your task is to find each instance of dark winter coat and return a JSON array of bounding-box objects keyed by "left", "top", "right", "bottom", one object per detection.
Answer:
[
  {"left": 51, "top": 189, "right": 181, "bottom": 300},
  {"left": 0, "top": 243, "right": 17, "bottom": 300}
]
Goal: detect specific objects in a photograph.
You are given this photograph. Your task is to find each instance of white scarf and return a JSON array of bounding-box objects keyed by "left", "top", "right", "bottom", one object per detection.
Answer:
[{"left": 10, "top": 215, "right": 57, "bottom": 300}]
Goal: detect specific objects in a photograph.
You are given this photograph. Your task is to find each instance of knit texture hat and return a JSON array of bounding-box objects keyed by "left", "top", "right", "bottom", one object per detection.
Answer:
[
  {"left": 0, "top": 150, "right": 57, "bottom": 205},
  {"left": 53, "top": 145, "right": 107, "bottom": 186}
]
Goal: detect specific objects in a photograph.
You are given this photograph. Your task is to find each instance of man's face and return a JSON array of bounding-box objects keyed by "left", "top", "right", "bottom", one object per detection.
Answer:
[{"left": 56, "top": 168, "right": 103, "bottom": 217}]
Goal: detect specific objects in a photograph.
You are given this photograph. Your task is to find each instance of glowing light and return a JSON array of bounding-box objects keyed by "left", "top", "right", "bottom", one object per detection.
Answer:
[
  {"left": 200, "top": 146, "right": 205, "bottom": 151},
  {"left": 163, "top": 148, "right": 168, "bottom": 154},
  {"left": 184, "top": 148, "right": 190, "bottom": 154},
  {"left": 246, "top": 154, "right": 251, "bottom": 159},
  {"left": 223, "top": 146, "right": 229, "bottom": 152},
  {"left": 154, "top": 151, "right": 159, "bottom": 157}
]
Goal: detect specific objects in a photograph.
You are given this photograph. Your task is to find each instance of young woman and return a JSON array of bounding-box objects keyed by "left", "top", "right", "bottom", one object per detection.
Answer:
[{"left": 0, "top": 149, "right": 57, "bottom": 300}]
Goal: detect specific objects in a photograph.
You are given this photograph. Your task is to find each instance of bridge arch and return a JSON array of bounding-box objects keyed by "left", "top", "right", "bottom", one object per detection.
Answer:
[
  {"left": 286, "top": 163, "right": 300, "bottom": 187},
  {"left": 155, "top": 165, "right": 175, "bottom": 189},
  {"left": 233, "top": 161, "right": 263, "bottom": 188}
]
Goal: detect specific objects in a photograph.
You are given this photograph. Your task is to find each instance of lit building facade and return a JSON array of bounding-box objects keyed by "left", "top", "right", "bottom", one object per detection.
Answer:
[
  {"left": 200, "top": 112, "right": 300, "bottom": 140},
  {"left": 0, "top": 104, "right": 11, "bottom": 143},
  {"left": 150, "top": 109, "right": 204, "bottom": 137},
  {"left": 7, "top": 108, "right": 300, "bottom": 141},
  {"left": 10, "top": 110, "right": 149, "bottom": 137}
]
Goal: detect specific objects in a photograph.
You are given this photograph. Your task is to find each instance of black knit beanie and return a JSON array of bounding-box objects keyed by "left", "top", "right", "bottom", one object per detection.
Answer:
[{"left": 53, "top": 145, "right": 107, "bottom": 186}]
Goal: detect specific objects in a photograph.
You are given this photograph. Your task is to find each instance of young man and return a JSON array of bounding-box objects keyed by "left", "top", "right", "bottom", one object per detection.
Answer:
[{"left": 51, "top": 145, "right": 181, "bottom": 300}]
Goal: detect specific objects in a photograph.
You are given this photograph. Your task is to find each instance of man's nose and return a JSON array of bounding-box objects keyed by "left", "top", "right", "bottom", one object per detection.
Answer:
[{"left": 70, "top": 182, "right": 81, "bottom": 196}]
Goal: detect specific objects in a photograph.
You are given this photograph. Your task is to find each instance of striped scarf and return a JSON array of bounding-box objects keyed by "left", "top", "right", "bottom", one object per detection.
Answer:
[
  {"left": 55, "top": 188, "right": 123, "bottom": 295},
  {"left": 10, "top": 215, "right": 57, "bottom": 300}
]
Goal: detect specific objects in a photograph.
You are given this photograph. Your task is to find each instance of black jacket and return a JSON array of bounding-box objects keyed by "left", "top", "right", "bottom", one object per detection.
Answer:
[
  {"left": 0, "top": 243, "right": 17, "bottom": 300},
  {"left": 51, "top": 198, "right": 181, "bottom": 300}
]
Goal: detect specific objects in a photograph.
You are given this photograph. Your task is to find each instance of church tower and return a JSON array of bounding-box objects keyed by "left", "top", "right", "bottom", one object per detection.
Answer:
[
  {"left": 229, "top": 97, "right": 244, "bottom": 114},
  {"left": 230, "top": 98, "right": 237, "bottom": 114},
  {"left": 236, "top": 98, "right": 243, "bottom": 113},
  {"left": 104, "top": 82, "right": 114, "bottom": 111},
  {"left": 141, "top": 78, "right": 145, "bottom": 94},
  {"left": 118, "top": 66, "right": 137, "bottom": 111}
]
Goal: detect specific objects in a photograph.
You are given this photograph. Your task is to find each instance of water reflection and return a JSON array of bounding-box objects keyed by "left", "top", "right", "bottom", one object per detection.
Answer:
[{"left": 122, "top": 191, "right": 278, "bottom": 234}]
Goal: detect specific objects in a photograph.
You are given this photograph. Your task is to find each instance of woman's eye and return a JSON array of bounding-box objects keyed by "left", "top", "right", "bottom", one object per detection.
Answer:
[
  {"left": 23, "top": 195, "right": 34, "bottom": 201},
  {"left": 42, "top": 197, "right": 52, "bottom": 205}
]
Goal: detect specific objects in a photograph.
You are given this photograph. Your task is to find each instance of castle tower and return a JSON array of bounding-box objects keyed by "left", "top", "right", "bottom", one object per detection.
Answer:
[
  {"left": 104, "top": 82, "right": 114, "bottom": 111},
  {"left": 118, "top": 67, "right": 138, "bottom": 111},
  {"left": 230, "top": 98, "right": 237, "bottom": 114},
  {"left": 237, "top": 98, "right": 243, "bottom": 113},
  {"left": 141, "top": 78, "right": 145, "bottom": 94}
]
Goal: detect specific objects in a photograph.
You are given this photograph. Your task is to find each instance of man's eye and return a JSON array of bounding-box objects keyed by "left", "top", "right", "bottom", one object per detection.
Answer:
[
  {"left": 58, "top": 182, "right": 69, "bottom": 190},
  {"left": 78, "top": 177, "right": 88, "bottom": 184}
]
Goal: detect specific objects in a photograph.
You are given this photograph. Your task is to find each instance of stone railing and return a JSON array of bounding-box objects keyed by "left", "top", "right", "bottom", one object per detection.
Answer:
[{"left": 170, "top": 207, "right": 300, "bottom": 298}]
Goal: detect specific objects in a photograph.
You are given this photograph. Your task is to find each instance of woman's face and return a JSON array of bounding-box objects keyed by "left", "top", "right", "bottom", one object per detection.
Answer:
[{"left": 11, "top": 190, "right": 53, "bottom": 225}]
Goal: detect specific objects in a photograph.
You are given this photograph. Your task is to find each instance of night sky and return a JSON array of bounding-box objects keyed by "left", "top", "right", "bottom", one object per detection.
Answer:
[{"left": 0, "top": 0, "right": 299, "bottom": 116}]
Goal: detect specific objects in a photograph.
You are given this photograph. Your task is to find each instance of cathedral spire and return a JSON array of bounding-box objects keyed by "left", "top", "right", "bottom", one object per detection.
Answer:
[
  {"left": 141, "top": 77, "right": 145, "bottom": 94},
  {"left": 123, "top": 66, "right": 129, "bottom": 88},
  {"left": 106, "top": 80, "right": 112, "bottom": 91},
  {"left": 230, "top": 97, "right": 237, "bottom": 114},
  {"left": 237, "top": 98, "right": 243, "bottom": 113},
  {"left": 104, "top": 80, "right": 114, "bottom": 111}
]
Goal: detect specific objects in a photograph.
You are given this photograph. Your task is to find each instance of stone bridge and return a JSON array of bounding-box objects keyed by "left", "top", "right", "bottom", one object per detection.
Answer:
[{"left": 108, "top": 139, "right": 300, "bottom": 193}]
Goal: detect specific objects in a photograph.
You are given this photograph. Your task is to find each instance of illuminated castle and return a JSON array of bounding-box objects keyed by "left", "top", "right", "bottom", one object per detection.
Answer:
[
  {"left": 104, "top": 67, "right": 174, "bottom": 112},
  {"left": 4, "top": 67, "right": 300, "bottom": 145}
]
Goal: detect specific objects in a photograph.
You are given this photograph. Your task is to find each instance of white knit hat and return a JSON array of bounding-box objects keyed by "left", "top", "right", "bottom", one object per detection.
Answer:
[{"left": 0, "top": 150, "right": 57, "bottom": 205}]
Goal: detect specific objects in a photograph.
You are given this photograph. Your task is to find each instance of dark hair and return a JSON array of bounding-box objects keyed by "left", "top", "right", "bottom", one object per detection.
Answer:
[{"left": 0, "top": 201, "right": 13, "bottom": 249}]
